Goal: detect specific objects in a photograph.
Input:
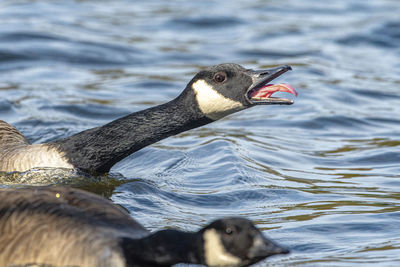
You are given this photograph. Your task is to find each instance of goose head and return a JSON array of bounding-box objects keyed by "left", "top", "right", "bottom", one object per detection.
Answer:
[
  {"left": 121, "top": 217, "right": 288, "bottom": 267},
  {"left": 185, "top": 63, "right": 297, "bottom": 120},
  {"left": 200, "top": 217, "right": 289, "bottom": 266}
]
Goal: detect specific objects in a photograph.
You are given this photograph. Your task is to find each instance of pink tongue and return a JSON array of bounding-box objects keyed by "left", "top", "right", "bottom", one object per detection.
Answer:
[{"left": 250, "top": 83, "right": 298, "bottom": 99}]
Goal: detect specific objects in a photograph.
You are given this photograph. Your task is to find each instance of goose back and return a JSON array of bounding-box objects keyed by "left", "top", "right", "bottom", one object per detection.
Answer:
[{"left": 0, "top": 186, "right": 147, "bottom": 267}]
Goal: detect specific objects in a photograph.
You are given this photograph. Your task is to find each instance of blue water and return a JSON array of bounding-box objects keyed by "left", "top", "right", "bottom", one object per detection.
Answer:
[{"left": 1, "top": 0, "right": 400, "bottom": 265}]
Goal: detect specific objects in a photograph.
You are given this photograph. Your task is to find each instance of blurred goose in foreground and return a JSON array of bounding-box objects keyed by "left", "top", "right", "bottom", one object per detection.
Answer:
[{"left": 0, "top": 186, "right": 289, "bottom": 267}]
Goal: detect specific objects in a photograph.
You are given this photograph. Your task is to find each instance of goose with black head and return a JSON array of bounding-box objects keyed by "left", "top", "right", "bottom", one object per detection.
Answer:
[
  {"left": 0, "top": 186, "right": 289, "bottom": 266},
  {"left": 0, "top": 63, "right": 297, "bottom": 175}
]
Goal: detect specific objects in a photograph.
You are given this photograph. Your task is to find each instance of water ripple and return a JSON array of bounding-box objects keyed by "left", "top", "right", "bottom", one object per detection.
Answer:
[{"left": 0, "top": 32, "right": 146, "bottom": 66}]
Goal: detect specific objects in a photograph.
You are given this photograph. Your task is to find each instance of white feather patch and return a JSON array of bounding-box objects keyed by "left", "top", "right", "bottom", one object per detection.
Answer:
[
  {"left": 0, "top": 144, "right": 73, "bottom": 172},
  {"left": 192, "top": 80, "right": 244, "bottom": 120},
  {"left": 203, "top": 228, "right": 241, "bottom": 267}
]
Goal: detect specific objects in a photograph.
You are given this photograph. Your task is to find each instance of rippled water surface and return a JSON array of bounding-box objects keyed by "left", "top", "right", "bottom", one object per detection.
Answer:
[{"left": 1, "top": 0, "right": 400, "bottom": 265}]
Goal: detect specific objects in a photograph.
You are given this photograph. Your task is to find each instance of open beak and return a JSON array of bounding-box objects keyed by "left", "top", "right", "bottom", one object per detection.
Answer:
[{"left": 246, "top": 65, "right": 297, "bottom": 105}]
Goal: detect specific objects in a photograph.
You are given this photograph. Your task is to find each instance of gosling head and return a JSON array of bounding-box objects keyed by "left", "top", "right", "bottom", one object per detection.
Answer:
[
  {"left": 200, "top": 217, "right": 289, "bottom": 267},
  {"left": 185, "top": 63, "right": 297, "bottom": 120}
]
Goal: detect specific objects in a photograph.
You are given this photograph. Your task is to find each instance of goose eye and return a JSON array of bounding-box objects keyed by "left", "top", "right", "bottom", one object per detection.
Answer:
[
  {"left": 225, "top": 227, "right": 233, "bottom": 235},
  {"left": 214, "top": 72, "right": 226, "bottom": 83}
]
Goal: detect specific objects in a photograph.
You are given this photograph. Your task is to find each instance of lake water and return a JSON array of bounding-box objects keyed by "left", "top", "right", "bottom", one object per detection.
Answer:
[{"left": 1, "top": 0, "right": 400, "bottom": 265}]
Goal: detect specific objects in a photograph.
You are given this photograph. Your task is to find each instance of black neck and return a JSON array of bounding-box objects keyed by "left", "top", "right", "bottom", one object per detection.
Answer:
[
  {"left": 121, "top": 230, "right": 204, "bottom": 266},
  {"left": 54, "top": 94, "right": 213, "bottom": 174}
]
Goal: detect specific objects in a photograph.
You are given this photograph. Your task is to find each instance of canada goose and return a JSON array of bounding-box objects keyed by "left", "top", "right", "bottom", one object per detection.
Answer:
[
  {"left": 0, "top": 64, "right": 297, "bottom": 174},
  {"left": 0, "top": 186, "right": 289, "bottom": 266}
]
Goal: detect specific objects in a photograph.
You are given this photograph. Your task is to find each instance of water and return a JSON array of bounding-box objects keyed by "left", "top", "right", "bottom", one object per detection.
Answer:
[{"left": 1, "top": 0, "right": 400, "bottom": 265}]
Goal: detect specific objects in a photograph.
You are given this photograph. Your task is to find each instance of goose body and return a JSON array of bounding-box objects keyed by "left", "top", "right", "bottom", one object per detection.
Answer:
[
  {"left": 0, "top": 121, "right": 73, "bottom": 171},
  {"left": 0, "top": 64, "right": 296, "bottom": 174},
  {"left": 0, "top": 186, "right": 289, "bottom": 266}
]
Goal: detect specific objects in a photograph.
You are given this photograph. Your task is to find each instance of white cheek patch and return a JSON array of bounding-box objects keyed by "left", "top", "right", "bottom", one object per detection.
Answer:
[
  {"left": 253, "top": 235, "right": 264, "bottom": 247},
  {"left": 204, "top": 229, "right": 241, "bottom": 267},
  {"left": 192, "top": 80, "right": 245, "bottom": 120}
]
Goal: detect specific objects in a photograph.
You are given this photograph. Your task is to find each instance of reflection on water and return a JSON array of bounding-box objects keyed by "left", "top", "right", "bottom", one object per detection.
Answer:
[
  {"left": 0, "top": 168, "right": 127, "bottom": 198},
  {"left": 1, "top": 0, "right": 400, "bottom": 265}
]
